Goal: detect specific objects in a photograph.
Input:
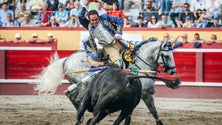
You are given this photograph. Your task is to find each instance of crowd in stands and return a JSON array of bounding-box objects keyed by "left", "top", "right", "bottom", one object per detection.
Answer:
[
  {"left": 0, "top": 0, "right": 221, "bottom": 28},
  {"left": 0, "top": 32, "right": 57, "bottom": 43}
]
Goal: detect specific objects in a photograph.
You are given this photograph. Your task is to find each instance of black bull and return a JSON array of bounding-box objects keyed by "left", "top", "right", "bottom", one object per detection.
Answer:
[{"left": 67, "top": 68, "right": 180, "bottom": 125}]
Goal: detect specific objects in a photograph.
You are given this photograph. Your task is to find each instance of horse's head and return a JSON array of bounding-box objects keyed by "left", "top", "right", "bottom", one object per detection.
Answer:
[{"left": 156, "top": 42, "right": 176, "bottom": 75}]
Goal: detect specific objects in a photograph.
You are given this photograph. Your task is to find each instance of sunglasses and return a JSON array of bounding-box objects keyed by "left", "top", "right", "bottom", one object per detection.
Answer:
[{"left": 184, "top": 6, "right": 189, "bottom": 8}]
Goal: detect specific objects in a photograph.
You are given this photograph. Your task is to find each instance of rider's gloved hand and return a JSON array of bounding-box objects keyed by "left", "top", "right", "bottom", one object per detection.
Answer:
[{"left": 114, "top": 34, "right": 122, "bottom": 40}]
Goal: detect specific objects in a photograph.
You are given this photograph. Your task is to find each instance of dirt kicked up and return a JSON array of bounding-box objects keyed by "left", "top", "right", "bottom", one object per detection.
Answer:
[{"left": 0, "top": 95, "right": 222, "bottom": 125}]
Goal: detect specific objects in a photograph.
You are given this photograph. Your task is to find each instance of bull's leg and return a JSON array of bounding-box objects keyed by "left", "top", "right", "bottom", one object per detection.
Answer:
[
  {"left": 88, "top": 111, "right": 107, "bottom": 125},
  {"left": 113, "top": 109, "right": 133, "bottom": 125},
  {"left": 142, "top": 94, "right": 163, "bottom": 125}
]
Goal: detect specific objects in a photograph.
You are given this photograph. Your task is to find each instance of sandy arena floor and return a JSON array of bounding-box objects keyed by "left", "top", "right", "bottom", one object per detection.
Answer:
[{"left": 0, "top": 95, "right": 222, "bottom": 125}]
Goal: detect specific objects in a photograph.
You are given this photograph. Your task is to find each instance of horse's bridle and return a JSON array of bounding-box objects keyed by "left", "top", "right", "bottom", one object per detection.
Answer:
[{"left": 135, "top": 42, "right": 175, "bottom": 73}]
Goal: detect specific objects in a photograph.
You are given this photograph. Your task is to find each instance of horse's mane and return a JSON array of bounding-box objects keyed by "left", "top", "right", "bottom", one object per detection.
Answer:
[{"left": 138, "top": 41, "right": 163, "bottom": 58}]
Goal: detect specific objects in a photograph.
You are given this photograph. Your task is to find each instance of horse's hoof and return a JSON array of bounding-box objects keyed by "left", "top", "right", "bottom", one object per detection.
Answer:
[
  {"left": 73, "top": 121, "right": 81, "bottom": 125},
  {"left": 156, "top": 120, "right": 163, "bottom": 125}
]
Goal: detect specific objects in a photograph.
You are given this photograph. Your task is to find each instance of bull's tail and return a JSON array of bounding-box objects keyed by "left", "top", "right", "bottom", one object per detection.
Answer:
[
  {"left": 129, "top": 75, "right": 181, "bottom": 89},
  {"left": 34, "top": 52, "right": 67, "bottom": 94}
]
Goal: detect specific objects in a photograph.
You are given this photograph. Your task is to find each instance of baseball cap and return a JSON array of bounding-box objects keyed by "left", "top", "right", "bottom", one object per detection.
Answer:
[
  {"left": 15, "top": 33, "right": 21, "bottom": 38},
  {"left": 47, "top": 32, "right": 53, "bottom": 37},
  {"left": 32, "top": 33, "right": 38, "bottom": 37}
]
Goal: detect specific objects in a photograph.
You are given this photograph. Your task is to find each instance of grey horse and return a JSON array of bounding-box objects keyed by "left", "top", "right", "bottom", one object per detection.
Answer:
[{"left": 35, "top": 41, "right": 179, "bottom": 125}]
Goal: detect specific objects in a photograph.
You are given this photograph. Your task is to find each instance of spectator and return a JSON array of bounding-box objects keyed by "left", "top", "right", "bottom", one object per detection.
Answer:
[
  {"left": 14, "top": 2, "right": 30, "bottom": 26},
  {"left": 108, "top": 2, "right": 126, "bottom": 18},
  {"left": 140, "top": 0, "right": 158, "bottom": 25},
  {"left": 0, "top": 2, "right": 14, "bottom": 26},
  {"left": 46, "top": 16, "right": 59, "bottom": 27},
  {"left": 2, "top": 13, "right": 19, "bottom": 27},
  {"left": 27, "top": 33, "right": 44, "bottom": 43},
  {"left": 64, "top": 15, "right": 79, "bottom": 28},
  {"left": 162, "top": 32, "right": 171, "bottom": 42},
  {"left": 178, "top": 3, "right": 195, "bottom": 27},
  {"left": 123, "top": 17, "right": 133, "bottom": 27},
  {"left": 65, "top": 0, "right": 75, "bottom": 11},
  {"left": 190, "top": 0, "right": 206, "bottom": 14},
  {"left": 157, "top": 13, "right": 174, "bottom": 28},
  {"left": 124, "top": 0, "right": 142, "bottom": 12},
  {"left": 209, "top": 18, "right": 222, "bottom": 27},
  {"left": 149, "top": 0, "right": 161, "bottom": 11},
  {"left": 194, "top": 9, "right": 202, "bottom": 21},
  {"left": 84, "top": 0, "right": 99, "bottom": 10},
  {"left": 59, "top": 0, "right": 67, "bottom": 5},
  {"left": 46, "top": 32, "right": 58, "bottom": 43},
  {"left": 0, "top": 34, "right": 7, "bottom": 42},
  {"left": 4, "top": 0, "right": 16, "bottom": 10},
  {"left": 147, "top": 14, "right": 159, "bottom": 28},
  {"left": 15, "top": 0, "right": 30, "bottom": 11},
  {"left": 182, "top": 16, "right": 195, "bottom": 28},
  {"left": 29, "top": 0, "right": 44, "bottom": 20},
  {"left": 191, "top": 33, "right": 205, "bottom": 43},
  {"left": 206, "top": 34, "right": 222, "bottom": 44},
  {"left": 96, "top": 1, "right": 107, "bottom": 16},
  {"left": 205, "top": 0, "right": 221, "bottom": 20},
  {"left": 174, "top": 33, "right": 189, "bottom": 43},
  {"left": 14, "top": 33, "right": 25, "bottom": 43},
  {"left": 132, "top": 16, "right": 147, "bottom": 27},
  {"left": 160, "top": 0, "right": 171, "bottom": 14},
  {"left": 46, "top": 0, "right": 59, "bottom": 11},
  {"left": 38, "top": 3, "right": 53, "bottom": 27},
  {"left": 196, "top": 9, "right": 212, "bottom": 28},
  {"left": 70, "top": 1, "right": 82, "bottom": 17},
  {"left": 102, "top": 0, "right": 119, "bottom": 11},
  {"left": 170, "top": 0, "right": 188, "bottom": 27},
  {"left": 55, "top": 3, "right": 69, "bottom": 27},
  {"left": 163, "top": 32, "right": 183, "bottom": 48},
  {"left": 20, "top": 13, "right": 36, "bottom": 27}
]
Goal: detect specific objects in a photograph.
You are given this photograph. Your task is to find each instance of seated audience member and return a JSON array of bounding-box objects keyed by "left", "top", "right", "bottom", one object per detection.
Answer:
[
  {"left": 0, "top": 34, "right": 7, "bottom": 42},
  {"left": 65, "top": 0, "right": 75, "bottom": 11},
  {"left": 209, "top": 18, "right": 222, "bottom": 27},
  {"left": 182, "top": 16, "right": 194, "bottom": 28},
  {"left": 46, "top": 0, "right": 59, "bottom": 11},
  {"left": 29, "top": 0, "right": 44, "bottom": 21},
  {"left": 108, "top": 2, "right": 126, "bottom": 18},
  {"left": 196, "top": 9, "right": 212, "bottom": 28},
  {"left": 206, "top": 34, "right": 222, "bottom": 44},
  {"left": 123, "top": 17, "right": 133, "bottom": 27},
  {"left": 178, "top": 3, "right": 195, "bottom": 28},
  {"left": 55, "top": 3, "right": 69, "bottom": 27},
  {"left": 157, "top": 13, "right": 174, "bottom": 28},
  {"left": 2, "top": 13, "right": 19, "bottom": 27},
  {"left": 102, "top": 0, "right": 119, "bottom": 11},
  {"left": 147, "top": 14, "right": 159, "bottom": 28},
  {"left": 15, "top": 0, "right": 30, "bottom": 11},
  {"left": 70, "top": 1, "right": 82, "bottom": 17},
  {"left": 38, "top": 3, "right": 53, "bottom": 27},
  {"left": 0, "top": 2, "right": 14, "bottom": 26},
  {"left": 191, "top": 33, "right": 205, "bottom": 48},
  {"left": 96, "top": 1, "right": 107, "bottom": 16},
  {"left": 46, "top": 32, "right": 58, "bottom": 43},
  {"left": 124, "top": 0, "right": 142, "bottom": 13},
  {"left": 140, "top": 0, "right": 158, "bottom": 25},
  {"left": 20, "top": 13, "right": 36, "bottom": 27},
  {"left": 64, "top": 15, "right": 79, "bottom": 28},
  {"left": 46, "top": 16, "right": 60, "bottom": 27},
  {"left": 132, "top": 16, "right": 147, "bottom": 27},
  {"left": 27, "top": 33, "right": 44, "bottom": 43},
  {"left": 14, "top": 33, "right": 25, "bottom": 43},
  {"left": 15, "top": 2, "right": 30, "bottom": 26},
  {"left": 205, "top": 0, "right": 221, "bottom": 20},
  {"left": 4, "top": 0, "right": 16, "bottom": 10}
]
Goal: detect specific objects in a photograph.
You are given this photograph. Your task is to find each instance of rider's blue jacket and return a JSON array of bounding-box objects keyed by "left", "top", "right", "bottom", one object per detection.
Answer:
[{"left": 78, "top": 7, "right": 124, "bottom": 36}]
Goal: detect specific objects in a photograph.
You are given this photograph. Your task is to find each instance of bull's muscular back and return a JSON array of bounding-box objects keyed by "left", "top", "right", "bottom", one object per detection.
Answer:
[{"left": 89, "top": 68, "right": 142, "bottom": 113}]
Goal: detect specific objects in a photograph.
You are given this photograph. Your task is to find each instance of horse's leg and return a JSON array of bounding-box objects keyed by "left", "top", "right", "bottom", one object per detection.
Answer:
[{"left": 141, "top": 80, "right": 163, "bottom": 125}]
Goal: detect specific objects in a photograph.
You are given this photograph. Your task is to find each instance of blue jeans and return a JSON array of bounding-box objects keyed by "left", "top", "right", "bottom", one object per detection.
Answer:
[{"left": 160, "top": 0, "right": 171, "bottom": 14}]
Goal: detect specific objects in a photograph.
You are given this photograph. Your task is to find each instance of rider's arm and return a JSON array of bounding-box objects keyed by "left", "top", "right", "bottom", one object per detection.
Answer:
[
  {"left": 87, "top": 56, "right": 104, "bottom": 67},
  {"left": 78, "top": 7, "right": 89, "bottom": 30}
]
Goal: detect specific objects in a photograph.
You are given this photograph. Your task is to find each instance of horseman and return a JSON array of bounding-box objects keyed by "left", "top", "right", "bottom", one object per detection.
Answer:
[{"left": 79, "top": 1, "right": 145, "bottom": 68}]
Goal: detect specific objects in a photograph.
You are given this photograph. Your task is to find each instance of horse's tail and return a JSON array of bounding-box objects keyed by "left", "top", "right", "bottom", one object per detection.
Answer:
[{"left": 34, "top": 52, "right": 67, "bottom": 94}]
